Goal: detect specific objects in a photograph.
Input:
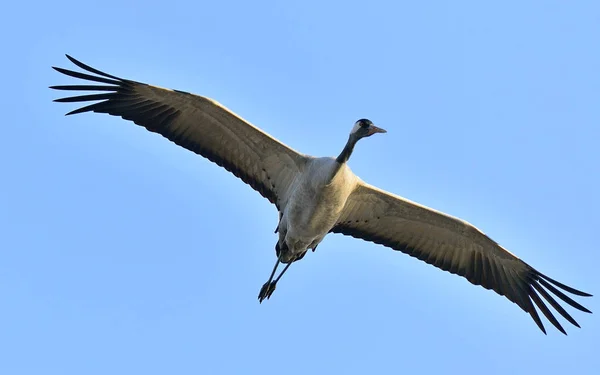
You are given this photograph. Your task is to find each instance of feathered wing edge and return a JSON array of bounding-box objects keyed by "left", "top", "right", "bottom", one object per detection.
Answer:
[
  {"left": 50, "top": 54, "right": 137, "bottom": 116},
  {"left": 50, "top": 55, "right": 310, "bottom": 210},
  {"left": 331, "top": 221, "right": 592, "bottom": 335},
  {"left": 52, "top": 55, "right": 592, "bottom": 334},
  {"left": 522, "top": 268, "right": 591, "bottom": 334}
]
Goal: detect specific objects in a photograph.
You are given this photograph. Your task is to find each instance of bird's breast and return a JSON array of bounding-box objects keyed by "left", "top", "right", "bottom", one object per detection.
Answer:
[{"left": 283, "top": 159, "right": 358, "bottom": 242}]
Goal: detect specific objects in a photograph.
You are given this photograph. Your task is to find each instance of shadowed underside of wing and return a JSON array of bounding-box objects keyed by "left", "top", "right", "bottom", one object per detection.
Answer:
[
  {"left": 50, "top": 55, "right": 307, "bottom": 211},
  {"left": 332, "top": 182, "right": 592, "bottom": 334},
  {"left": 52, "top": 55, "right": 591, "bottom": 334}
]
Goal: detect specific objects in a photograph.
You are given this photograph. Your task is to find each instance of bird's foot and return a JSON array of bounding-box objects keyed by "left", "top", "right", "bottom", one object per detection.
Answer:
[{"left": 258, "top": 281, "right": 277, "bottom": 303}]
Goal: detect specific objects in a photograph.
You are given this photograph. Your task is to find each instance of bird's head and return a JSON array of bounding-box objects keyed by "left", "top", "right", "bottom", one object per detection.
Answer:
[
  {"left": 350, "top": 118, "right": 387, "bottom": 140},
  {"left": 336, "top": 118, "right": 387, "bottom": 164}
]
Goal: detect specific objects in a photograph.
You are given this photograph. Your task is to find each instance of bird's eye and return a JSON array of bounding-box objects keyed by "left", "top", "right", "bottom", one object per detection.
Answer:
[{"left": 358, "top": 119, "right": 370, "bottom": 128}]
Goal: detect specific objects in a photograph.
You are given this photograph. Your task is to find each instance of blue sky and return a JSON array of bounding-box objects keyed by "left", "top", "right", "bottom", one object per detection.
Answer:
[{"left": 2, "top": 1, "right": 599, "bottom": 374}]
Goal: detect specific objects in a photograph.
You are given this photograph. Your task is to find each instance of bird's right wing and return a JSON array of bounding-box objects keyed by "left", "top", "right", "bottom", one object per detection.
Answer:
[
  {"left": 331, "top": 180, "right": 592, "bottom": 334},
  {"left": 51, "top": 55, "right": 309, "bottom": 210}
]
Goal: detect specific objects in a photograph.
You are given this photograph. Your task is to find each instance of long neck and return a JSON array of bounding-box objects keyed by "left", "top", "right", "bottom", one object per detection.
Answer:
[
  {"left": 330, "top": 134, "right": 360, "bottom": 179},
  {"left": 336, "top": 134, "right": 359, "bottom": 164}
]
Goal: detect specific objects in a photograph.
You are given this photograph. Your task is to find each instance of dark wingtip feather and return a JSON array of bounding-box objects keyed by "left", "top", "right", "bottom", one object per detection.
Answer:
[
  {"left": 536, "top": 270, "right": 592, "bottom": 297},
  {"left": 509, "top": 279, "right": 548, "bottom": 334},
  {"left": 532, "top": 280, "right": 581, "bottom": 328},
  {"left": 537, "top": 278, "right": 592, "bottom": 314},
  {"left": 53, "top": 93, "right": 116, "bottom": 103},
  {"left": 52, "top": 66, "right": 122, "bottom": 85},
  {"left": 536, "top": 319, "right": 548, "bottom": 335},
  {"left": 65, "top": 109, "right": 80, "bottom": 116},
  {"left": 64, "top": 102, "right": 104, "bottom": 116},
  {"left": 65, "top": 54, "right": 123, "bottom": 81},
  {"left": 50, "top": 84, "right": 119, "bottom": 91},
  {"left": 529, "top": 287, "right": 567, "bottom": 335}
]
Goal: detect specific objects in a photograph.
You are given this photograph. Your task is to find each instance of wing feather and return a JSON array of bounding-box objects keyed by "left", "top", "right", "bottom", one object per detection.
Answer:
[
  {"left": 51, "top": 55, "right": 308, "bottom": 210},
  {"left": 332, "top": 181, "right": 591, "bottom": 334}
]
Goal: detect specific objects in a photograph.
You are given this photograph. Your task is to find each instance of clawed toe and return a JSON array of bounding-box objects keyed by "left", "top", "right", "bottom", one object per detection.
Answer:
[
  {"left": 266, "top": 282, "right": 276, "bottom": 299},
  {"left": 258, "top": 281, "right": 277, "bottom": 303}
]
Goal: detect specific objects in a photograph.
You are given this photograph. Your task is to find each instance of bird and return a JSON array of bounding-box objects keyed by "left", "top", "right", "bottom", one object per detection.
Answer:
[{"left": 51, "top": 54, "right": 591, "bottom": 335}]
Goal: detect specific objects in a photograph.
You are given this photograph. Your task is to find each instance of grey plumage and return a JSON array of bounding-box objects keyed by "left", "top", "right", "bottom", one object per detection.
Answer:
[{"left": 51, "top": 55, "right": 591, "bottom": 335}]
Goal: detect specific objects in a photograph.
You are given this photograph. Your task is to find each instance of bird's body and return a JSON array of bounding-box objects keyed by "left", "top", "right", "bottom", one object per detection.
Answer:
[
  {"left": 278, "top": 157, "right": 358, "bottom": 262},
  {"left": 51, "top": 55, "right": 592, "bottom": 335}
]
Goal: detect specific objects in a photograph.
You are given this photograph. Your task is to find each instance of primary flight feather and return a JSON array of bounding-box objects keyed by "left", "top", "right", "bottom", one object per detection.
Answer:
[{"left": 51, "top": 55, "right": 592, "bottom": 335}]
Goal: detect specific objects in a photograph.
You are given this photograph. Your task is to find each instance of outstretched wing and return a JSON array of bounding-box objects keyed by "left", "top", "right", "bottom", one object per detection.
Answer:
[
  {"left": 332, "top": 180, "right": 592, "bottom": 334},
  {"left": 51, "top": 55, "right": 309, "bottom": 210}
]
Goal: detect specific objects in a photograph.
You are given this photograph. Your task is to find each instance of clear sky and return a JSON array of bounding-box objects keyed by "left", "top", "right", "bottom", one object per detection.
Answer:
[{"left": 2, "top": 1, "right": 599, "bottom": 374}]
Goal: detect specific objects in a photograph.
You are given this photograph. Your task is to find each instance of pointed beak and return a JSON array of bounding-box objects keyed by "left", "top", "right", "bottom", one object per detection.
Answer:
[{"left": 367, "top": 125, "right": 387, "bottom": 135}]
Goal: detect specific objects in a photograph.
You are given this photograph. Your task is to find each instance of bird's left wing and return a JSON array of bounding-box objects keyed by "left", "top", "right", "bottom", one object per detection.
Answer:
[
  {"left": 51, "top": 55, "right": 308, "bottom": 210},
  {"left": 331, "top": 180, "right": 592, "bottom": 334}
]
